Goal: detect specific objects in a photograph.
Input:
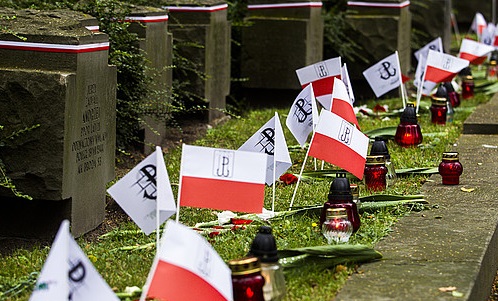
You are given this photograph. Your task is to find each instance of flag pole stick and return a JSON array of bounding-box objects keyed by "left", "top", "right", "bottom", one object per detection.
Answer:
[
  {"left": 416, "top": 54, "right": 429, "bottom": 114},
  {"left": 289, "top": 132, "right": 315, "bottom": 210},
  {"left": 395, "top": 51, "right": 407, "bottom": 108},
  {"left": 272, "top": 112, "right": 278, "bottom": 213},
  {"left": 155, "top": 146, "right": 162, "bottom": 250},
  {"left": 175, "top": 144, "right": 185, "bottom": 223}
]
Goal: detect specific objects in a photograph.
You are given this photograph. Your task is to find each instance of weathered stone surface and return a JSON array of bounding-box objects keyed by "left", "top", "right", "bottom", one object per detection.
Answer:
[
  {"left": 335, "top": 103, "right": 498, "bottom": 300},
  {"left": 463, "top": 92, "right": 498, "bottom": 134},
  {"left": 345, "top": 2, "right": 411, "bottom": 82},
  {"left": 241, "top": 1, "right": 323, "bottom": 90},
  {"left": 0, "top": 9, "right": 116, "bottom": 237},
  {"left": 166, "top": 3, "right": 230, "bottom": 122},
  {"left": 127, "top": 7, "right": 173, "bottom": 154}
]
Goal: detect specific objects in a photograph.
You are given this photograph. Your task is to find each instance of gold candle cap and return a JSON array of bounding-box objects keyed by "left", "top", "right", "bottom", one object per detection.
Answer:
[
  {"left": 228, "top": 257, "right": 261, "bottom": 275},
  {"left": 431, "top": 96, "right": 447, "bottom": 106},
  {"left": 442, "top": 152, "right": 459, "bottom": 161},
  {"left": 366, "top": 155, "right": 386, "bottom": 165}
]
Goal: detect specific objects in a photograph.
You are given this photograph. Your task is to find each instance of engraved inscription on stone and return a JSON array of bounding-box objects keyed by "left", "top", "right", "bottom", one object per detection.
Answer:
[{"left": 71, "top": 83, "right": 106, "bottom": 174}]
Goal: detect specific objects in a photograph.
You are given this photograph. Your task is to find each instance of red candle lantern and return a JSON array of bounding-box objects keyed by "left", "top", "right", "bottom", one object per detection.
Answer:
[
  {"left": 438, "top": 152, "right": 463, "bottom": 185},
  {"left": 364, "top": 155, "right": 387, "bottom": 191},
  {"left": 319, "top": 173, "right": 361, "bottom": 233},
  {"left": 430, "top": 85, "right": 448, "bottom": 125},
  {"left": 229, "top": 257, "right": 266, "bottom": 301},
  {"left": 394, "top": 103, "right": 423, "bottom": 147},
  {"left": 322, "top": 208, "right": 353, "bottom": 243},
  {"left": 443, "top": 82, "right": 460, "bottom": 108},
  {"left": 487, "top": 51, "right": 498, "bottom": 81},
  {"left": 459, "top": 67, "right": 474, "bottom": 99}
]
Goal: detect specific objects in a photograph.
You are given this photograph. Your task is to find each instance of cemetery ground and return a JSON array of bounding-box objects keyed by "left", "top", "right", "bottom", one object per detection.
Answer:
[{"left": 0, "top": 83, "right": 496, "bottom": 300}]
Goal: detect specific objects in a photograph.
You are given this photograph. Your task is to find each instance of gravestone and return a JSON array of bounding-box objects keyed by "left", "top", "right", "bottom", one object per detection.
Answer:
[
  {"left": 0, "top": 9, "right": 116, "bottom": 237},
  {"left": 345, "top": 0, "right": 411, "bottom": 81},
  {"left": 411, "top": 0, "right": 451, "bottom": 55},
  {"left": 126, "top": 7, "right": 173, "bottom": 154},
  {"left": 240, "top": 0, "right": 323, "bottom": 90},
  {"left": 162, "top": 0, "right": 230, "bottom": 122}
]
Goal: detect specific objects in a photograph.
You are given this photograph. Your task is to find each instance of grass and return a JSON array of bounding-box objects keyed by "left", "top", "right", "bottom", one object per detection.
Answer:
[{"left": 0, "top": 81, "right": 492, "bottom": 301}]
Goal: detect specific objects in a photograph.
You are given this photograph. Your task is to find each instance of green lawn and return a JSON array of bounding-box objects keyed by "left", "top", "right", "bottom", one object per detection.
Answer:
[{"left": 0, "top": 83, "right": 491, "bottom": 301}]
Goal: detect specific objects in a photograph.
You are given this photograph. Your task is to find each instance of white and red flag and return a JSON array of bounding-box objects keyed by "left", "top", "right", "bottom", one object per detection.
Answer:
[
  {"left": 414, "top": 37, "right": 443, "bottom": 62},
  {"left": 362, "top": 52, "right": 403, "bottom": 98},
  {"left": 341, "top": 63, "right": 355, "bottom": 103},
  {"left": 30, "top": 220, "right": 119, "bottom": 301},
  {"left": 239, "top": 112, "right": 292, "bottom": 186},
  {"left": 178, "top": 144, "right": 267, "bottom": 213},
  {"left": 107, "top": 146, "right": 176, "bottom": 235},
  {"left": 481, "top": 23, "right": 496, "bottom": 45},
  {"left": 308, "top": 110, "right": 369, "bottom": 179},
  {"left": 141, "top": 220, "right": 233, "bottom": 301},
  {"left": 413, "top": 38, "right": 443, "bottom": 95},
  {"left": 295, "top": 57, "right": 342, "bottom": 110},
  {"left": 459, "top": 38, "right": 495, "bottom": 65},
  {"left": 471, "top": 12, "right": 487, "bottom": 40},
  {"left": 286, "top": 83, "right": 319, "bottom": 147},
  {"left": 330, "top": 79, "right": 359, "bottom": 129},
  {"left": 424, "top": 50, "right": 470, "bottom": 83}
]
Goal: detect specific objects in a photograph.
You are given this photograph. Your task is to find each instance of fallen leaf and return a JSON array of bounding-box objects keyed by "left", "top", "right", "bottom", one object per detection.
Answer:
[
  {"left": 452, "top": 291, "right": 464, "bottom": 297},
  {"left": 461, "top": 187, "right": 475, "bottom": 193},
  {"left": 438, "top": 286, "right": 457, "bottom": 292}
]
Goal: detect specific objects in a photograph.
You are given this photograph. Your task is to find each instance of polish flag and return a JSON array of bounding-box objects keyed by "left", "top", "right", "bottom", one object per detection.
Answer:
[
  {"left": 341, "top": 63, "right": 355, "bottom": 103},
  {"left": 424, "top": 50, "right": 469, "bottom": 83},
  {"left": 330, "top": 79, "right": 359, "bottom": 129},
  {"left": 141, "top": 220, "right": 233, "bottom": 301},
  {"left": 471, "top": 12, "right": 487, "bottom": 39},
  {"left": 459, "top": 38, "right": 495, "bottom": 65},
  {"left": 179, "top": 144, "right": 267, "bottom": 213},
  {"left": 295, "top": 57, "right": 342, "bottom": 110},
  {"left": 309, "top": 110, "right": 369, "bottom": 179}
]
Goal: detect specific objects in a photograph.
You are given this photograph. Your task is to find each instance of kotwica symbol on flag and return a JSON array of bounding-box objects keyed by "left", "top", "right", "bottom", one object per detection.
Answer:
[
  {"left": 308, "top": 110, "right": 369, "bottom": 179},
  {"left": 424, "top": 50, "right": 469, "bottom": 84},
  {"left": 414, "top": 37, "right": 443, "bottom": 62},
  {"left": 286, "top": 84, "right": 319, "bottom": 147},
  {"left": 140, "top": 220, "right": 233, "bottom": 301},
  {"left": 239, "top": 113, "right": 292, "bottom": 186},
  {"left": 29, "top": 220, "right": 119, "bottom": 301},
  {"left": 295, "top": 57, "right": 342, "bottom": 110},
  {"left": 363, "top": 52, "right": 402, "bottom": 98},
  {"left": 179, "top": 144, "right": 267, "bottom": 213},
  {"left": 107, "top": 146, "right": 176, "bottom": 235}
]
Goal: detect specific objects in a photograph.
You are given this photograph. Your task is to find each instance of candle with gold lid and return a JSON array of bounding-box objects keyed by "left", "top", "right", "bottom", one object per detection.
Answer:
[
  {"left": 438, "top": 152, "right": 463, "bottom": 185},
  {"left": 364, "top": 155, "right": 387, "bottom": 191},
  {"left": 229, "top": 257, "right": 265, "bottom": 301},
  {"left": 322, "top": 208, "right": 353, "bottom": 244}
]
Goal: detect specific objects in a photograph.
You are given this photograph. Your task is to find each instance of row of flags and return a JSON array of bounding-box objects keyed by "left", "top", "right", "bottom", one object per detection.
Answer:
[{"left": 30, "top": 12, "right": 497, "bottom": 299}]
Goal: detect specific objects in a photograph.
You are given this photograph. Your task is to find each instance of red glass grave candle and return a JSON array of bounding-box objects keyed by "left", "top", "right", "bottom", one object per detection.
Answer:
[
  {"left": 320, "top": 173, "right": 360, "bottom": 233},
  {"left": 364, "top": 155, "right": 387, "bottom": 191},
  {"left": 322, "top": 208, "right": 353, "bottom": 243},
  {"left": 459, "top": 67, "right": 474, "bottom": 99},
  {"left": 443, "top": 82, "right": 460, "bottom": 108},
  {"left": 430, "top": 95, "right": 448, "bottom": 125},
  {"left": 394, "top": 103, "right": 423, "bottom": 147},
  {"left": 229, "top": 257, "right": 265, "bottom": 301},
  {"left": 438, "top": 152, "right": 463, "bottom": 185},
  {"left": 487, "top": 51, "right": 498, "bottom": 81}
]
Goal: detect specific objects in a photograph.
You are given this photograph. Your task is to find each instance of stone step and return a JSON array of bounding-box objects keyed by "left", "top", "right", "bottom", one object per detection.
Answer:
[{"left": 335, "top": 93, "right": 498, "bottom": 300}]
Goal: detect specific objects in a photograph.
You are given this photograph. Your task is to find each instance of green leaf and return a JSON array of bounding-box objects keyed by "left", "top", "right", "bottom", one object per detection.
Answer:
[
  {"left": 359, "top": 199, "right": 427, "bottom": 211},
  {"left": 363, "top": 126, "right": 397, "bottom": 139},
  {"left": 360, "top": 194, "right": 425, "bottom": 202},
  {"left": 395, "top": 167, "right": 439, "bottom": 175}
]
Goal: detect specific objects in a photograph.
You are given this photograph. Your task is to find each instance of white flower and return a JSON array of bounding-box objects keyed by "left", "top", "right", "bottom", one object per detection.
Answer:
[{"left": 217, "top": 210, "right": 236, "bottom": 225}]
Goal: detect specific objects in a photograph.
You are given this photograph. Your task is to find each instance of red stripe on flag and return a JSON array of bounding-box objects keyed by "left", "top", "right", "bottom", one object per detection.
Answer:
[
  {"left": 309, "top": 132, "right": 366, "bottom": 179},
  {"left": 331, "top": 99, "right": 359, "bottom": 129},
  {"left": 147, "top": 260, "right": 229, "bottom": 301},
  {"left": 460, "top": 52, "right": 487, "bottom": 65},
  {"left": 302, "top": 76, "right": 338, "bottom": 98},
  {"left": 180, "top": 176, "right": 265, "bottom": 213},
  {"left": 424, "top": 65, "right": 457, "bottom": 83}
]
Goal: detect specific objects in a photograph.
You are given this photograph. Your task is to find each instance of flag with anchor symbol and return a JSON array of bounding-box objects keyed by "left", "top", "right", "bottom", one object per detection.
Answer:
[
  {"left": 178, "top": 144, "right": 267, "bottom": 213},
  {"left": 29, "top": 220, "right": 118, "bottom": 301},
  {"left": 107, "top": 146, "right": 176, "bottom": 235},
  {"left": 286, "top": 83, "right": 319, "bottom": 147},
  {"left": 458, "top": 38, "right": 495, "bottom": 65},
  {"left": 362, "top": 52, "right": 403, "bottom": 98},
  {"left": 239, "top": 112, "right": 292, "bottom": 186}
]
